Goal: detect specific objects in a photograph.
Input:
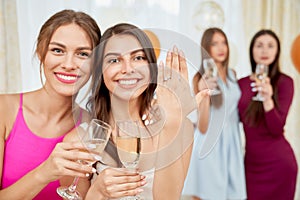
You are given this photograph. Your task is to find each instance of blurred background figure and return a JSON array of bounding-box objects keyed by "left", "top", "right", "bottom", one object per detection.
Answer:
[
  {"left": 182, "top": 27, "right": 246, "bottom": 200},
  {"left": 238, "top": 29, "right": 298, "bottom": 200}
]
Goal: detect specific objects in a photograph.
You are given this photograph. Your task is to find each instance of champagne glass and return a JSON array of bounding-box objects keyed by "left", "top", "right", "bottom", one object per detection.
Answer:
[
  {"left": 252, "top": 64, "right": 268, "bottom": 101},
  {"left": 57, "top": 119, "right": 111, "bottom": 200},
  {"left": 203, "top": 58, "right": 221, "bottom": 95},
  {"left": 116, "top": 120, "right": 141, "bottom": 200}
]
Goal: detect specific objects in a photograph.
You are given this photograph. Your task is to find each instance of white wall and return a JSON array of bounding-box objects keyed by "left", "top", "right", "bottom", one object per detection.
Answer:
[{"left": 16, "top": 0, "right": 250, "bottom": 92}]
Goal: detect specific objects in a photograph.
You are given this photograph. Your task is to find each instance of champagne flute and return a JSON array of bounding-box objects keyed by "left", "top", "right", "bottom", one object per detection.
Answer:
[
  {"left": 203, "top": 58, "right": 221, "bottom": 95},
  {"left": 252, "top": 64, "right": 268, "bottom": 101},
  {"left": 116, "top": 120, "right": 141, "bottom": 200},
  {"left": 57, "top": 119, "right": 111, "bottom": 200}
]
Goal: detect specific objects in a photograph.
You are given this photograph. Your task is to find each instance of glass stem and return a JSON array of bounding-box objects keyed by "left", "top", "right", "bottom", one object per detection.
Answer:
[{"left": 68, "top": 177, "right": 80, "bottom": 193}]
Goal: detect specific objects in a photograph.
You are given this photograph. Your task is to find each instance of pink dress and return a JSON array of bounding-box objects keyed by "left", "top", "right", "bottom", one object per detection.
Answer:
[
  {"left": 2, "top": 94, "right": 80, "bottom": 199},
  {"left": 238, "top": 74, "right": 297, "bottom": 200}
]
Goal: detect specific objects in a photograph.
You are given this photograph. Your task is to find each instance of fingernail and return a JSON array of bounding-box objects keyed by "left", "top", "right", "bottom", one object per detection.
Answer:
[
  {"left": 136, "top": 188, "right": 144, "bottom": 193},
  {"left": 159, "top": 61, "right": 164, "bottom": 67},
  {"left": 251, "top": 87, "right": 257, "bottom": 92},
  {"left": 142, "top": 114, "right": 147, "bottom": 120},
  {"left": 92, "top": 168, "right": 97, "bottom": 173},
  {"left": 85, "top": 173, "right": 90, "bottom": 177},
  {"left": 144, "top": 119, "right": 150, "bottom": 126},
  {"left": 179, "top": 50, "right": 184, "bottom": 57},
  {"left": 140, "top": 180, "right": 147, "bottom": 185},
  {"left": 250, "top": 82, "right": 256, "bottom": 87},
  {"left": 167, "top": 50, "right": 172, "bottom": 56},
  {"left": 173, "top": 45, "right": 178, "bottom": 52},
  {"left": 141, "top": 175, "right": 146, "bottom": 179}
]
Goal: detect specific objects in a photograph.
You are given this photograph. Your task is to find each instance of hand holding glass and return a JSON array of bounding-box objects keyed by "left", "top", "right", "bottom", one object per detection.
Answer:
[
  {"left": 57, "top": 119, "right": 111, "bottom": 200},
  {"left": 203, "top": 58, "right": 221, "bottom": 95},
  {"left": 252, "top": 64, "right": 268, "bottom": 101}
]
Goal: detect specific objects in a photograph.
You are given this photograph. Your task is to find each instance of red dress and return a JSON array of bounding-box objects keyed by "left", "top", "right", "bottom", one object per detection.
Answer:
[{"left": 238, "top": 74, "right": 297, "bottom": 200}]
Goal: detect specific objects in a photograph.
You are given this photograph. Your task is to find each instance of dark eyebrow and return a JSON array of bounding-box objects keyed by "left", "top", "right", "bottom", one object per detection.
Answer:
[
  {"left": 49, "top": 42, "right": 92, "bottom": 51},
  {"left": 103, "top": 52, "right": 121, "bottom": 60},
  {"left": 130, "top": 49, "right": 144, "bottom": 55},
  {"left": 104, "top": 48, "right": 144, "bottom": 59},
  {"left": 49, "top": 42, "right": 65, "bottom": 48}
]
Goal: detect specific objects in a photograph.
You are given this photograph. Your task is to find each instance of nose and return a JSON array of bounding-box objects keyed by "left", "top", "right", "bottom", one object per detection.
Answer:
[
  {"left": 61, "top": 54, "right": 77, "bottom": 70},
  {"left": 121, "top": 58, "right": 135, "bottom": 74}
]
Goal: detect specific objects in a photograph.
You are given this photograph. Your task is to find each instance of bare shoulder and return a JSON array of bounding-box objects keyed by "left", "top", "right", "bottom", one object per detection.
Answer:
[
  {"left": 0, "top": 93, "right": 20, "bottom": 120},
  {"left": 0, "top": 93, "right": 21, "bottom": 139}
]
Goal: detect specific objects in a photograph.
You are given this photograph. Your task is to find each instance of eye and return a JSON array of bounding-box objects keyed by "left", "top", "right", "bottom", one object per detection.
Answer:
[
  {"left": 77, "top": 51, "right": 91, "bottom": 58},
  {"left": 268, "top": 43, "right": 275, "bottom": 48},
  {"left": 255, "top": 43, "right": 263, "bottom": 48},
  {"left": 108, "top": 58, "right": 120, "bottom": 64},
  {"left": 134, "top": 55, "right": 147, "bottom": 61},
  {"left": 51, "top": 48, "right": 63, "bottom": 54}
]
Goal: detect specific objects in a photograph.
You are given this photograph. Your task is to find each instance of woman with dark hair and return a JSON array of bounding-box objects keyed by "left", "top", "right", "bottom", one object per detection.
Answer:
[
  {"left": 75, "top": 23, "right": 210, "bottom": 200},
  {"left": 238, "top": 29, "right": 297, "bottom": 199},
  {"left": 182, "top": 27, "right": 246, "bottom": 200},
  {"left": 0, "top": 9, "right": 101, "bottom": 199}
]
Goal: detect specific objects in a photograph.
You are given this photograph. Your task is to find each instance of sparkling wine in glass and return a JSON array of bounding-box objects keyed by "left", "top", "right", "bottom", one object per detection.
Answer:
[
  {"left": 203, "top": 58, "right": 221, "bottom": 95},
  {"left": 57, "top": 119, "right": 111, "bottom": 200},
  {"left": 252, "top": 64, "right": 268, "bottom": 101},
  {"left": 116, "top": 120, "right": 141, "bottom": 200}
]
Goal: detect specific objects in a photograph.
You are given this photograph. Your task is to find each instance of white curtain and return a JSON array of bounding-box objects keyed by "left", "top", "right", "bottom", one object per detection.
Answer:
[{"left": 0, "top": 0, "right": 21, "bottom": 93}]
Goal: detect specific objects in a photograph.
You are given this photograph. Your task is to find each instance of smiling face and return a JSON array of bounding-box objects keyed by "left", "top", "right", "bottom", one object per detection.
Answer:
[
  {"left": 252, "top": 34, "right": 278, "bottom": 66},
  {"left": 42, "top": 23, "right": 92, "bottom": 96},
  {"left": 102, "top": 34, "right": 150, "bottom": 102}
]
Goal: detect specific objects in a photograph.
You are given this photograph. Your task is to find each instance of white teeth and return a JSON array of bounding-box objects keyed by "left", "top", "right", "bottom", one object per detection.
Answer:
[
  {"left": 56, "top": 74, "right": 77, "bottom": 81},
  {"left": 119, "top": 79, "right": 137, "bottom": 85}
]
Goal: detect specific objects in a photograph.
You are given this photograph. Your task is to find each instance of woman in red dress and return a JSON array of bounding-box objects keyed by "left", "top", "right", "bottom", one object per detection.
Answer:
[{"left": 238, "top": 29, "right": 298, "bottom": 200}]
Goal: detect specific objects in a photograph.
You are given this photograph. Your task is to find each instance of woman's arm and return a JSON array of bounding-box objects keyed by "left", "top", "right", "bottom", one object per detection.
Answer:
[
  {"left": 263, "top": 75, "right": 294, "bottom": 136},
  {"left": 152, "top": 47, "right": 204, "bottom": 199},
  {"left": 0, "top": 96, "right": 95, "bottom": 199},
  {"left": 0, "top": 95, "right": 49, "bottom": 199},
  {"left": 193, "top": 73, "right": 218, "bottom": 133}
]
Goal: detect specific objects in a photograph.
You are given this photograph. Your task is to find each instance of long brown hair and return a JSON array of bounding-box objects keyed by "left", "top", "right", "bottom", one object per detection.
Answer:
[
  {"left": 244, "top": 29, "right": 281, "bottom": 126},
  {"left": 35, "top": 9, "right": 101, "bottom": 84},
  {"left": 87, "top": 23, "right": 158, "bottom": 124},
  {"left": 192, "top": 27, "right": 230, "bottom": 108}
]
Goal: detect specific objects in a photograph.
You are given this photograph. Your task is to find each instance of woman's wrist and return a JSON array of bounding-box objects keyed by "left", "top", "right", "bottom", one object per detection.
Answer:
[
  {"left": 85, "top": 182, "right": 107, "bottom": 200},
  {"left": 263, "top": 98, "right": 274, "bottom": 112}
]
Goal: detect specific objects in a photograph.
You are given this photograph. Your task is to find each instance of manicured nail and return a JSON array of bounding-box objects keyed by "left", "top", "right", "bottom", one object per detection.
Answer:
[
  {"left": 141, "top": 175, "right": 146, "bottom": 179},
  {"left": 173, "top": 45, "right": 178, "bottom": 53},
  {"left": 250, "top": 82, "right": 256, "bottom": 87},
  {"left": 140, "top": 180, "right": 147, "bottom": 185},
  {"left": 251, "top": 87, "right": 257, "bottom": 92},
  {"left": 159, "top": 61, "right": 164, "bottom": 67},
  {"left": 136, "top": 188, "right": 144, "bottom": 193},
  {"left": 179, "top": 50, "right": 184, "bottom": 57},
  {"left": 92, "top": 168, "right": 97, "bottom": 173},
  {"left": 142, "top": 114, "right": 147, "bottom": 120},
  {"left": 167, "top": 50, "right": 172, "bottom": 57}
]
